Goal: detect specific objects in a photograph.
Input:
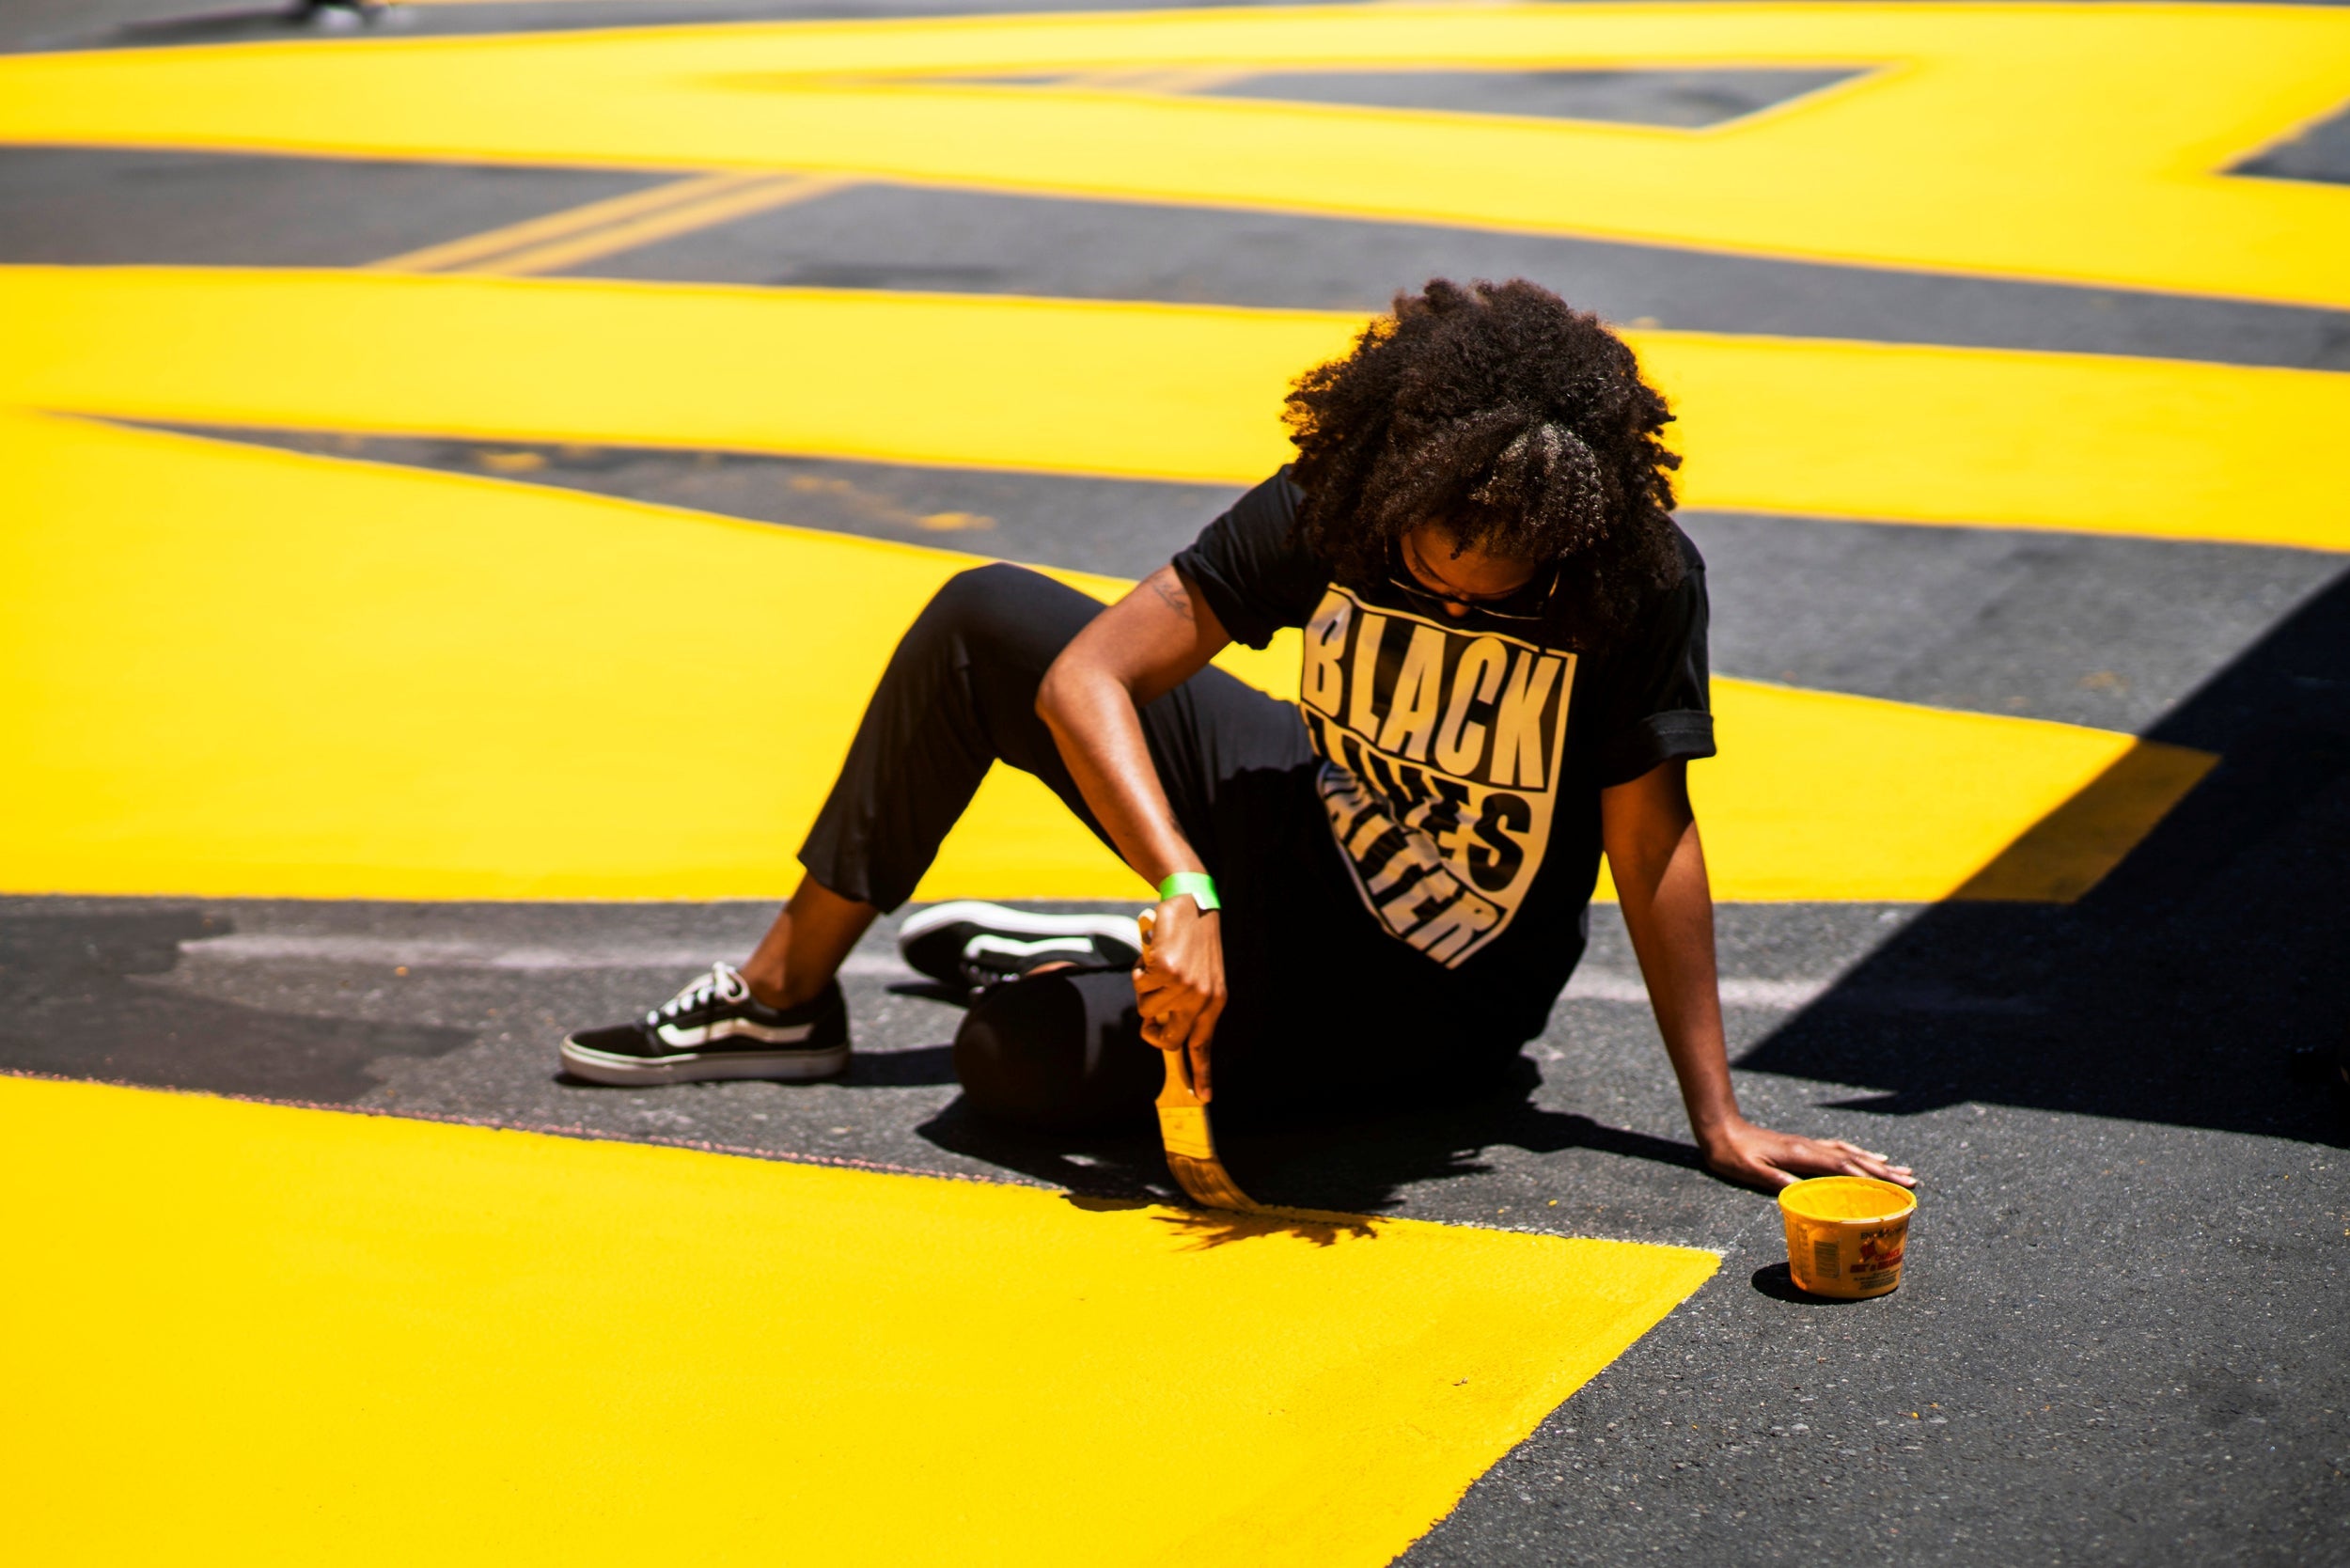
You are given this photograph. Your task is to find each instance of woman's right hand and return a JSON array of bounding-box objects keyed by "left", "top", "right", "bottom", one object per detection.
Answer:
[{"left": 1133, "top": 895, "right": 1228, "bottom": 1101}]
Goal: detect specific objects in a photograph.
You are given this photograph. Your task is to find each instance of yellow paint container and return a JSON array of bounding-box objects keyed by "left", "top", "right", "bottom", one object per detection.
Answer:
[{"left": 1778, "top": 1177, "right": 1917, "bottom": 1299}]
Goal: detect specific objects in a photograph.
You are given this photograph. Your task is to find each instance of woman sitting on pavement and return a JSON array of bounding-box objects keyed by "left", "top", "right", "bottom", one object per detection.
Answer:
[{"left": 560, "top": 276, "right": 1914, "bottom": 1193}]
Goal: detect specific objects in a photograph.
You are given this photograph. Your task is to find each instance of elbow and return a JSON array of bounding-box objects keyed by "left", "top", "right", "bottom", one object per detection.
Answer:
[
  {"left": 1034, "top": 651, "right": 1085, "bottom": 741},
  {"left": 1038, "top": 633, "right": 1148, "bottom": 744}
]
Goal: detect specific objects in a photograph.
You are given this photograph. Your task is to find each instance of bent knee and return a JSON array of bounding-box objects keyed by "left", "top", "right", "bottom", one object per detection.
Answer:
[
  {"left": 917, "top": 563, "right": 1052, "bottom": 638},
  {"left": 897, "top": 563, "right": 1096, "bottom": 684},
  {"left": 951, "top": 970, "right": 1153, "bottom": 1131}
]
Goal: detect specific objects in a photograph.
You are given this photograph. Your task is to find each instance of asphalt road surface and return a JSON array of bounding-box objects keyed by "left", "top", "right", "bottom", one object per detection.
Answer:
[{"left": 4, "top": 3, "right": 2346, "bottom": 1563}]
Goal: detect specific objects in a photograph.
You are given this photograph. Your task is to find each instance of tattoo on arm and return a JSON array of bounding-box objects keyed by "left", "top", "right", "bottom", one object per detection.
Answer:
[{"left": 1150, "top": 570, "right": 1195, "bottom": 621}]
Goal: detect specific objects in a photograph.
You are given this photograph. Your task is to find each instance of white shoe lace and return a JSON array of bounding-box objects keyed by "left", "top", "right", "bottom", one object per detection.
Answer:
[{"left": 644, "top": 962, "right": 749, "bottom": 1027}]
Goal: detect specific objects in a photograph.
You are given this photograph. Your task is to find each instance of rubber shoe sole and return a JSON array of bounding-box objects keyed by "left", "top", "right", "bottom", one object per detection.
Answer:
[{"left": 558, "top": 1037, "right": 850, "bottom": 1086}]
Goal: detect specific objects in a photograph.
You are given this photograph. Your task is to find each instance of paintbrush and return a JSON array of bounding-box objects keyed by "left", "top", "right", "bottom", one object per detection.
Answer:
[{"left": 1138, "top": 908, "right": 1260, "bottom": 1212}]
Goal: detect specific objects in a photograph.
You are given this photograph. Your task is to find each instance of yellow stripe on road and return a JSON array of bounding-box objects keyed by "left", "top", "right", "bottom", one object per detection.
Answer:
[
  {"left": 0, "top": 1073, "right": 1721, "bottom": 1566},
  {"left": 1683, "top": 682, "right": 2214, "bottom": 905},
  {"left": 1, "top": 5, "right": 2346, "bottom": 307},
  {"left": 0, "top": 413, "right": 2210, "bottom": 903},
  {"left": 0, "top": 265, "right": 1320, "bottom": 490},
  {"left": 1631, "top": 330, "right": 2350, "bottom": 550},
  {"left": 0, "top": 409, "right": 1130, "bottom": 902},
  {"left": 6, "top": 266, "right": 2345, "bottom": 551}
]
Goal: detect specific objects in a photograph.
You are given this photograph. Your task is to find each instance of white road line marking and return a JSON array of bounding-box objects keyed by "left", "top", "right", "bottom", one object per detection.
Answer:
[
  {"left": 1566, "top": 971, "right": 1829, "bottom": 1010},
  {"left": 178, "top": 933, "right": 918, "bottom": 980},
  {"left": 1563, "top": 969, "right": 2034, "bottom": 1013},
  {"left": 177, "top": 936, "right": 2029, "bottom": 1011}
]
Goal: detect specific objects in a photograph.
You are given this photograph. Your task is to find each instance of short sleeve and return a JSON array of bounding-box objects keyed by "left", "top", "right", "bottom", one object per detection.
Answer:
[
  {"left": 1170, "top": 468, "right": 1330, "bottom": 651},
  {"left": 1591, "top": 534, "right": 1716, "bottom": 787}
]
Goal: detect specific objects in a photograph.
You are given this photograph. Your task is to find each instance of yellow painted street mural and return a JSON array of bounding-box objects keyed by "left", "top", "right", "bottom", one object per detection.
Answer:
[
  {"left": 1, "top": 4, "right": 2346, "bottom": 304},
  {"left": 2, "top": 5, "right": 2341, "bottom": 1562}
]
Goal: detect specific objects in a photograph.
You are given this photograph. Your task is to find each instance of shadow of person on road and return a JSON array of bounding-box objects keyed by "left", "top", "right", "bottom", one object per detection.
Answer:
[
  {"left": 916, "top": 1053, "right": 1710, "bottom": 1227},
  {"left": 1739, "top": 568, "right": 2350, "bottom": 1147}
]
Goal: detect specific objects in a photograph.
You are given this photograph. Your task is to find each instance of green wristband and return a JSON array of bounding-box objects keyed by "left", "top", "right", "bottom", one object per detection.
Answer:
[{"left": 1157, "top": 871, "right": 1221, "bottom": 913}]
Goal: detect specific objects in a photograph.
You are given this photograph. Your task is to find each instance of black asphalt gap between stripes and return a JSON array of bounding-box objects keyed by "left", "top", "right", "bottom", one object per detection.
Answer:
[{"left": 7, "top": 6, "right": 2349, "bottom": 1564}]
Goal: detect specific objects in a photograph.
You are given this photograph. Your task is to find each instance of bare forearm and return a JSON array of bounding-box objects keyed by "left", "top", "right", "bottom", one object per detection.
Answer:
[
  {"left": 1034, "top": 567, "right": 1225, "bottom": 887},
  {"left": 1615, "top": 818, "right": 1739, "bottom": 1139},
  {"left": 1604, "top": 763, "right": 1915, "bottom": 1189},
  {"left": 1602, "top": 764, "right": 1740, "bottom": 1144},
  {"left": 1037, "top": 663, "right": 1203, "bottom": 885},
  {"left": 1036, "top": 566, "right": 1233, "bottom": 1077}
]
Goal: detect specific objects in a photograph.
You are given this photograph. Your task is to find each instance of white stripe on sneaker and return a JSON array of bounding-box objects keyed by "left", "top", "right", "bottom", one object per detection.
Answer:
[
  {"left": 651, "top": 1015, "right": 822, "bottom": 1048},
  {"left": 964, "top": 934, "right": 1100, "bottom": 963},
  {"left": 899, "top": 901, "right": 1142, "bottom": 951}
]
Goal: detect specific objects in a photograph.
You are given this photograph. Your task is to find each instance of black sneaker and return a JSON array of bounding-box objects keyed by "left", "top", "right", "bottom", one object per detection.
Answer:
[
  {"left": 898, "top": 901, "right": 1142, "bottom": 991},
  {"left": 559, "top": 962, "right": 849, "bottom": 1085}
]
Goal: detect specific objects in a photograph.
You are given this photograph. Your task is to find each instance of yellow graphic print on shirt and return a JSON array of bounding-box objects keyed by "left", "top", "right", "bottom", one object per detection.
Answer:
[{"left": 1298, "top": 587, "right": 1576, "bottom": 967}]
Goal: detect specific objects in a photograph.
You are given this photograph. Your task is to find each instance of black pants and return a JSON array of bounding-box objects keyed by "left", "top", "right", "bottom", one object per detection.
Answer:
[{"left": 801, "top": 565, "right": 1526, "bottom": 1128}]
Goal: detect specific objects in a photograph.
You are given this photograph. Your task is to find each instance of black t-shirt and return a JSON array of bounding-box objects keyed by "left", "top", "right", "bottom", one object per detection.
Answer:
[{"left": 1174, "top": 467, "right": 1714, "bottom": 986}]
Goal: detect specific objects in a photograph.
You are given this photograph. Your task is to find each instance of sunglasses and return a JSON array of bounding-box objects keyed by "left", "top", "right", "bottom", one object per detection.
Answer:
[{"left": 1386, "top": 538, "right": 1561, "bottom": 625}]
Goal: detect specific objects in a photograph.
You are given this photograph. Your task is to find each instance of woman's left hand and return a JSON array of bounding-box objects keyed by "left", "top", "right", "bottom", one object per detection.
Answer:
[{"left": 1700, "top": 1116, "right": 1915, "bottom": 1191}]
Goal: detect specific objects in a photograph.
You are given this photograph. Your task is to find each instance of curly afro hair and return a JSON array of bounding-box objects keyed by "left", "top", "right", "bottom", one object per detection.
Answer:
[{"left": 1284, "top": 277, "right": 1684, "bottom": 642}]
